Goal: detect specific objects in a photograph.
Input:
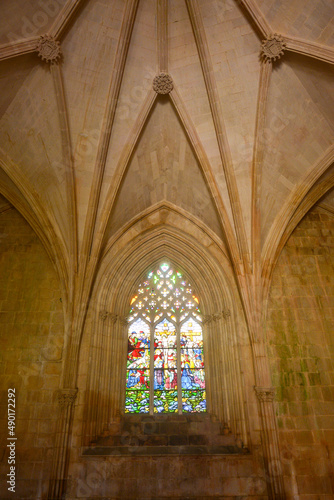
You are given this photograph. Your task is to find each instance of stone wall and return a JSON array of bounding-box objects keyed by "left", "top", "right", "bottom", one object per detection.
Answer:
[
  {"left": 68, "top": 414, "right": 267, "bottom": 499},
  {"left": 267, "top": 207, "right": 334, "bottom": 498},
  {"left": 0, "top": 204, "right": 64, "bottom": 499}
]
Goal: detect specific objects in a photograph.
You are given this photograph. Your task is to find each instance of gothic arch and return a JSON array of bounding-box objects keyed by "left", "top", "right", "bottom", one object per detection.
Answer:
[{"left": 82, "top": 207, "right": 251, "bottom": 449}]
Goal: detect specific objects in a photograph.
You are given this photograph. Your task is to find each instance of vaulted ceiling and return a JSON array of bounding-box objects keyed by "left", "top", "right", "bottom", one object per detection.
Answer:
[{"left": 0, "top": 0, "right": 333, "bottom": 311}]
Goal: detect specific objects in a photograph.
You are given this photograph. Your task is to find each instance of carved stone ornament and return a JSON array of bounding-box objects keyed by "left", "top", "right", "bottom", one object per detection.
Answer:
[
  {"left": 153, "top": 73, "right": 173, "bottom": 94},
  {"left": 99, "top": 310, "right": 109, "bottom": 321},
  {"left": 57, "top": 388, "right": 78, "bottom": 408},
  {"left": 261, "top": 34, "right": 286, "bottom": 62},
  {"left": 203, "top": 309, "right": 231, "bottom": 324},
  {"left": 36, "top": 34, "right": 62, "bottom": 64},
  {"left": 254, "top": 386, "right": 275, "bottom": 402},
  {"left": 222, "top": 308, "right": 231, "bottom": 319},
  {"left": 100, "top": 311, "right": 128, "bottom": 325}
]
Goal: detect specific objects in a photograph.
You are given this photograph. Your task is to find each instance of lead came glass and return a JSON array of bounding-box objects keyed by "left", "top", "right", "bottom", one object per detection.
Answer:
[{"left": 125, "top": 262, "right": 206, "bottom": 413}]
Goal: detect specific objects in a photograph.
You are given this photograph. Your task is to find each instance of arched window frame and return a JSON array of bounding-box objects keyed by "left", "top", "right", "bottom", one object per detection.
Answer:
[
  {"left": 125, "top": 262, "right": 206, "bottom": 414},
  {"left": 83, "top": 241, "right": 249, "bottom": 450}
]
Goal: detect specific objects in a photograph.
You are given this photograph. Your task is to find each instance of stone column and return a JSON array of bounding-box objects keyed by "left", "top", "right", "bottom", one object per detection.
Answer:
[
  {"left": 47, "top": 388, "right": 78, "bottom": 500},
  {"left": 254, "top": 386, "right": 286, "bottom": 499}
]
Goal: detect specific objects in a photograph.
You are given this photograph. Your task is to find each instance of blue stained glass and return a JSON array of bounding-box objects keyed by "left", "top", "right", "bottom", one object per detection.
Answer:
[
  {"left": 181, "top": 368, "right": 205, "bottom": 389},
  {"left": 126, "top": 369, "right": 150, "bottom": 390}
]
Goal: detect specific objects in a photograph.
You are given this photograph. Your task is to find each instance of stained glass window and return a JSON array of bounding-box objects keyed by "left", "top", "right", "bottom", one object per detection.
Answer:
[{"left": 125, "top": 262, "right": 206, "bottom": 414}]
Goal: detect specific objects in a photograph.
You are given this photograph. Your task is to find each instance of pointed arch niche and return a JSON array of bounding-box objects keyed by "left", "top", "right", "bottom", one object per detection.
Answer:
[{"left": 82, "top": 207, "right": 250, "bottom": 449}]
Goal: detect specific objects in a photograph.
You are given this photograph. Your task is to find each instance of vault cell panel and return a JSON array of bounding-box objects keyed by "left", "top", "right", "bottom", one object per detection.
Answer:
[
  {"left": 99, "top": 0, "right": 158, "bottom": 224},
  {"left": 260, "top": 59, "right": 334, "bottom": 248},
  {"left": 61, "top": 0, "right": 126, "bottom": 248},
  {"left": 169, "top": 0, "right": 236, "bottom": 241},
  {"left": 104, "top": 99, "right": 224, "bottom": 244},
  {"left": 198, "top": 0, "right": 262, "bottom": 249},
  {"left": 0, "top": 64, "right": 68, "bottom": 245}
]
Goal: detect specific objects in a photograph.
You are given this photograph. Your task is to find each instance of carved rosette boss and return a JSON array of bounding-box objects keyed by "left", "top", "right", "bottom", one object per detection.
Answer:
[
  {"left": 36, "top": 34, "right": 62, "bottom": 64},
  {"left": 261, "top": 34, "right": 286, "bottom": 62},
  {"left": 153, "top": 73, "right": 173, "bottom": 94}
]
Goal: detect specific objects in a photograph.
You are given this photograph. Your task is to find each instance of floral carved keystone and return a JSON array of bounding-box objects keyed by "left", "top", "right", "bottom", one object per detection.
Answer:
[
  {"left": 153, "top": 73, "right": 173, "bottom": 94},
  {"left": 36, "top": 34, "right": 62, "bottom": 64},
  {"left": 261, "top": 34, "right": 286, "bottom": 62}
]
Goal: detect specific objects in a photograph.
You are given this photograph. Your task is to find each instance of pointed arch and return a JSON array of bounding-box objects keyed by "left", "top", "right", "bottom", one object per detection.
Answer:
[
  {"left": 82, "top": 210, "right": 250, "bottom": 449},
  {"left": 0, "top": 157, "right": 69, "bottom": 304},
  {"left": 262, "top": 146, "right": 334, "bottom": 301}
]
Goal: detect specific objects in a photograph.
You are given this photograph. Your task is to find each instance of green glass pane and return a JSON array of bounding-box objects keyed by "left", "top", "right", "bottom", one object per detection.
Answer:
[
  {"left": 125, "top": 390, "right": 150, "bottom": 413},
  {"left": 153, "top": 390, "right": 178, "bottom": 413},
  {"left": 182, "top": 390, "right": 206, "bottom": 413}
]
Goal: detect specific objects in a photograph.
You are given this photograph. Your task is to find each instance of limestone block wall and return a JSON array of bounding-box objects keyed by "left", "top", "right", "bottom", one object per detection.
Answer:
[
  {"left": 0, "top": 205, "right": 65, "bottom": 499},
  {"left": 267, "top": 207, "right": 334, "bottom": 498}
]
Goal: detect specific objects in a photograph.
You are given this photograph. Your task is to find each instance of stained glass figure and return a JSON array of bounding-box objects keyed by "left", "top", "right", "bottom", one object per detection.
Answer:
[{"left": 125, "top": 262, "right": 206, "bottom": 414}]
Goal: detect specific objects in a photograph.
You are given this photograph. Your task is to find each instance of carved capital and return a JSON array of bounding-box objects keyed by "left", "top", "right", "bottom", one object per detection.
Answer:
[
  {"left": 110, "top": 313, "right": 128, "bottom": 325},
  {"left": 57, "top": 388, "right": 78, "bottom": 408},
  {"left": 203, "top": 309, "right": 231, "bottom": 324},
  {"left": 153, "top": 73, "right": 173, "bottom": 94},
  {"left": 100, "top": 311, "right": 128, "bottom": 325},
  {"left": 254, "top": 386, "right": 275, "bottom": 402},
  {"left": 261, "top": 34, "right": 286, "bottom": 63}
]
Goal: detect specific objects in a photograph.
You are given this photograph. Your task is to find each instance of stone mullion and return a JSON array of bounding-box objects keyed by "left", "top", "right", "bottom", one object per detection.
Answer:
[
  {"left": 47, "top": 390, "right": 77, "bottom": 499},
  {"left": 177, "top": 323, "right": 182, "bottom": 414},
  {"left": 150, "top": 323, "right": 154, "bottom": 414},
  {"left": 255, "top": 387, "right": 286, "bottom": 499}
]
